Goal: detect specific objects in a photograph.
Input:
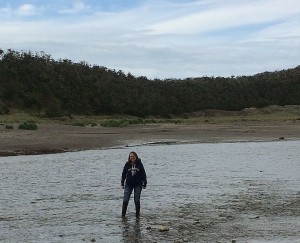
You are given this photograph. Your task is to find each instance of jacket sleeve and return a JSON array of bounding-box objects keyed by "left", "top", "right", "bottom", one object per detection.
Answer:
[
  {"left": 121, "top": 164, "right": 127, "bottom": 186},
  {"left": 141, "top": 163, "right": 147, "bottom": 187}
]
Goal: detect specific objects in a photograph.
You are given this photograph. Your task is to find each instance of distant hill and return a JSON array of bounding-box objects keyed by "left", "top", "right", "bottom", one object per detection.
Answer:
[{"left": 0, "top": 49, "right": 299, "bottom": 117}]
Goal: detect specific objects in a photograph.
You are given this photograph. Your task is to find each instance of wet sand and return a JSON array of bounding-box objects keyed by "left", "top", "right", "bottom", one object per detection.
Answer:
[{"left": 1, "top": 120, "right": 300, "bottom": 156}]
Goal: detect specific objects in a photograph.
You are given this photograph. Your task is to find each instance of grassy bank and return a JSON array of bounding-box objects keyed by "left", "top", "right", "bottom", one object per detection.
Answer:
[{"left": 0, "top": 105, "right": 299, "bottom": 128}]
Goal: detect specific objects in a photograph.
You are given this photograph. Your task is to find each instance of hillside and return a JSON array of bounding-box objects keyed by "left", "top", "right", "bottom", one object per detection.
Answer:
[{"left": 0, "top": 49, "right": 300, "bottom": 118}]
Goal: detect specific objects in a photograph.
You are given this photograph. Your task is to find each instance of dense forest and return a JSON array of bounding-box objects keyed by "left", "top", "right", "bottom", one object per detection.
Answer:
[{"left": 0, "top": 49, "right": 299, "bottom": 118}]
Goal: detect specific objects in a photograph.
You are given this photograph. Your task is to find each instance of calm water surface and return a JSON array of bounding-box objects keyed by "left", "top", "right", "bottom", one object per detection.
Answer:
[{"left": 0, "top": 140, "right": 299, "bottom": 242}]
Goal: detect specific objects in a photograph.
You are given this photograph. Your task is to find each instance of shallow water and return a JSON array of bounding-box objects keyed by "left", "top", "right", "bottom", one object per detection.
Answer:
[{"left": 0, "top": 140, "right": 299, "bottom": 242}]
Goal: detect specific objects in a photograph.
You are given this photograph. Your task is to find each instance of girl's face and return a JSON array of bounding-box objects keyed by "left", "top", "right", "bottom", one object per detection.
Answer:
[{"left": 129, "top": 153, "right": 137, "bottom": 162}]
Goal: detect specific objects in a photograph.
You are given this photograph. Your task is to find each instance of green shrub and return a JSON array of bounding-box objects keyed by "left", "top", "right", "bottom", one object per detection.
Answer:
[
  {"left": 45, "top": 108, "right": 64, "bottom": 118},
  {"left": 101, "top": 119, "right": 129, "bottom": 127},
  {"left": 128, "top": 118, "right": 144, "bottom": 125},
  {"left": 5, "top": 124, "right": 14, "bottom": 129},
  {"left": 144, "top": 119, "right": 157, "bottom": 123},
  {"left": 71, "top": 122, "right": 86, "bottom": 127},
  {"left": 0, "top": 103, "right": 10, "bottom": 115},
  {"left": 18, "top": 122, "right": 38, "bottom": 130}
]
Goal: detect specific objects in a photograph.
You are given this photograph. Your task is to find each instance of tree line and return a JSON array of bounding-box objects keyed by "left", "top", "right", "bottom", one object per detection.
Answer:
[{"left": 0, "top": 49, "right": 299, "bottom": 117}]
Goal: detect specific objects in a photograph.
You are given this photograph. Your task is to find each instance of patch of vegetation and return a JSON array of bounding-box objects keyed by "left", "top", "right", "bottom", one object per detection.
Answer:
[
  {"left": 70, "top": 122, "right": 86, "bottom": 127},
  {"left": 177, "top": 105, "right": 300, "bottom": 124},
  {"left": 1, "top": 105, "right": 300, "bottom": 127},
  {"left": 99, "top": 118, "right": 183, "bottom": 127},
  {"left": 5, "top": 124, "right": 13, "bottom": 129},
  {"left": 0, "top": 103, "right": 10, "bottom": 115},
  {"left": 45, "top": 108, "right": 64, "bottom": 118},
  {"left": 100, "top": 119, "right": 130, "bottom": 127},
  {"left": 127, "top": 118, "right": 144, "bottom": 125},
  {"left": 18, "top": 122, "right": 38, "bottom": 130}
]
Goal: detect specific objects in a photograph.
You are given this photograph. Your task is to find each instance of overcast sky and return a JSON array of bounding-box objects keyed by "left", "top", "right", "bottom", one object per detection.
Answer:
[{"left": 1, "top": 0, "right": 300, "bottom": 79}]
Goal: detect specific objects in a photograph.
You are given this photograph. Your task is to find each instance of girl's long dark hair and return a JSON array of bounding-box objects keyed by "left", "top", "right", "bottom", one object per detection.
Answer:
[{"left": 128, "top": 151, "right": 138, "bottom": 163}]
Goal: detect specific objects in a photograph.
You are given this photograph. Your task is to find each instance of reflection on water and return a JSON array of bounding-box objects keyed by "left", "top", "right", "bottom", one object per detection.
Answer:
[
  {"left": 0, "top": 140, "right": 299, "bottom": 242},
  {"left": 122, "top": 218, "right": 142, "bottom": 243}
]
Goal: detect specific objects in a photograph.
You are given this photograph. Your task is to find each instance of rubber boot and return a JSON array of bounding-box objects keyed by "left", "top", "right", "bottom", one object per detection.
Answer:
[
  {"left": 122, "top": 202, "right": 128, "bottom": 218},
  {"left": 135, "top": 201, "right": 140, "bottom": 218}
]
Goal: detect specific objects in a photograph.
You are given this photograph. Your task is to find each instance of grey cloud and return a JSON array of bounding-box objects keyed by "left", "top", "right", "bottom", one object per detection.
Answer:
[{"left": 0, "top": 0, "right": 299, "bottom": 79}]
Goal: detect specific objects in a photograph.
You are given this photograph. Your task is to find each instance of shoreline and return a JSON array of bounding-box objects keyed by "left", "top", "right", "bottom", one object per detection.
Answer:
[{"left": 1, "top": 121, "right": 300, "bottom": 157}]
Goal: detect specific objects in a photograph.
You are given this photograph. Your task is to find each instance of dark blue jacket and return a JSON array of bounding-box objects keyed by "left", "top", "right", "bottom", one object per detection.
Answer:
[{"left": 121, "top": 159, "right": 147, "bottom": 187}]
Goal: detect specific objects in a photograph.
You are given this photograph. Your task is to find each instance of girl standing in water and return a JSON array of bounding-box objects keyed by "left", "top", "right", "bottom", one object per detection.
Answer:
[{"left": 121, "top": 151, "right": 147, "bottom": 218}]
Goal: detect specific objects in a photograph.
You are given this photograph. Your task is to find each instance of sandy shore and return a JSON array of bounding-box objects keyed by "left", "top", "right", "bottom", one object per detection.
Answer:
[{"left": 1, "top": 120, "right": 300, "bottom": 156}]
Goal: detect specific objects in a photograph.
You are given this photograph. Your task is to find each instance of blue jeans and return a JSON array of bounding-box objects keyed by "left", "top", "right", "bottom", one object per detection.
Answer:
[{"left": 123, "top": 184, "right": 142, "bottom": 204}]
